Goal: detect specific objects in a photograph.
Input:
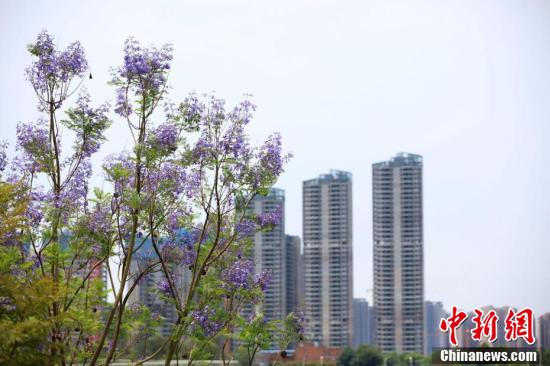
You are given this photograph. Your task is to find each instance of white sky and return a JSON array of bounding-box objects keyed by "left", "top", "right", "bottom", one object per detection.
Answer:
[{"left": 1, "top": 0, "right": 549, "bottom": 316}]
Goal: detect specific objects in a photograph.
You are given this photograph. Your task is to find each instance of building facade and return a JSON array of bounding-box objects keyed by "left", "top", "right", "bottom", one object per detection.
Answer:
[
  {"left": 539, "top": 312, "right": 550, "bottom": 349},
  {"left": 285, "top": 234, "right": 302, "bottom": 315},
  {"left": 425, "top": 301, "right": 449, "bottom": 354},
  {"left": 352, "top": 298, "right": 376, "bottom": 347},
  {"left": 303, "top": 170, "right": 353, "bottom": 347},
  {"left": 250, "top": 188, "right": 287, "bottom": 322},
  {"left": 373, "top": 153, "right": 424, "bottom": 353},
  {"left": 127, "top": 234, "right": 191, "bottom": 337}
]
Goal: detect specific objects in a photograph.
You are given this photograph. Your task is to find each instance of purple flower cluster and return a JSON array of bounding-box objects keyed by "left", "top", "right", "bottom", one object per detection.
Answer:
[
  {"left": 102, "top": 152, "right": 134, "bottom": 195},
  {"left": 159, "top": 241, "right": 182, "bottom": 263},
  {"left": 192, "top": 305, "right": 223, "bottom": 336},
  {"left": 71, "top": 91, "right": 111, "bottom": 158},
  {"left": 15, "top": 120, "right": 51, "bottom": 173},
  {"left": 156, "top": 280, "right": 172, "bottom": 296},
  {"left": 0, "top": 141, "right": 7, "bottom": 173},
  {"left": 258, "top": 133, "right": 286, "bottom": 178},
  {"left": 146, "top": 162, "right": 200, "bottom": 201},
  {"left": 148, "top": 123, "right": 178, "bottom": 152},
  {"left": 113, "top": 38, "right": 173, "bottom": 116},
  {"left": 26, "top": 31, "right": 88, "bottom": 103},
  {"left": 114, "top": 87, "right": 132, "bottom": 117},
  {"left": 179, "top": 93, "right": 204, "bottom": 128},
  {"left": 294, "top": 310, "right": 305, "bottom": 335},
  {"left": 25, "top": 188, "right": 48, "bottom": 227},
  {"left": 253, "top": 269, "right": 272, "bottom": 292},
  {"left": 237, "top": 219, "right": 256, "bottom": 237},
  {"left": 223, "top": 259, "right": 254, "bottom": 289},
  {"left": 256, "top": 208, "right": 281, "bottom": 228},
  {"left": 62, "top": 159, "right": 92, "bottom": 209}
]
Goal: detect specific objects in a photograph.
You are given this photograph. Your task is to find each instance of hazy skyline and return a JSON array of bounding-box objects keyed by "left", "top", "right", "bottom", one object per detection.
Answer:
[{"left": 1, "top": 0, "right": 549, "bottom": 315}]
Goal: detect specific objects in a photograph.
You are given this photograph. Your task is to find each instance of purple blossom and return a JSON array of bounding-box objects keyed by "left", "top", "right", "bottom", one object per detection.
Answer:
[
  {"left": 258, "top": 133, "right": 287, "bottom": 178},
  {"left": 25, "top": 188, "right": 48, "bottom": 227},
  {"left": 112, "top": 38, "right": 173, "bottom": 107},
  {"left": 156, "top": 280, "right": 172, "bottom": 296},
  {"left": 61, "top": 159, "right": 92, "bottom": 210},
  {"left": 223, "top": 259, "right": 254, "bottom": 290},
  {"left": 160, "top": 241, "right": 183, "bottom": 263},
  {"left": 148, "top": 123, "right": 178, "bottom": 152},
  {"left": 146, "top": 162, "right": 199, "bottom": 201},
  {"left": 114, "top": 87, "right": 133, "bottom": 117},
  {"left": 253, "top": 269, "right": 272, "bottom": 292},
  {"left": 26, "top": 31, "right": 88, "bottom": 106},
  {"left": 0, "top": 141, "right": 7, "bottom": 173},
  {"left": 87, "top": 206, "right": 112, "bottom": 234},
  {"left": 256, "top": 208, "right": 281, "bottom": 228},
  {"left": 0, "top": 297, "right": 16, "bottom": 312},
  {"left": 192, "top": 305, "right": 223, "bottom": 336},
  {"left": 179, "top": 92, "right": 204, "bottom": 128},
  {"left": 68, "top": 91, "right": 111, "bottom": 158},
  {"left": 15, "top": 120, "right": 51, "bottom": 173},
  {"left": 293, "top": 310, "right": 305, "bottom": 335},
  {"left": 237, "top": 219, "right": 256, "bottom": 237},
  {"left": 102, "top": 152, "right": 134, "bottom": 195}
]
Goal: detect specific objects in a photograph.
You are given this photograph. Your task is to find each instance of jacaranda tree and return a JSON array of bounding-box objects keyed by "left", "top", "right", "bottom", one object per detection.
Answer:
[{"left": 0, "top": 31, "right": 303, "bottom": 366}]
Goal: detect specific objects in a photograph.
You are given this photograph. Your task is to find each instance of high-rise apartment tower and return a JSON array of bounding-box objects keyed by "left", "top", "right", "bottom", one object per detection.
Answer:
[{"left": 373, "top": 153, "right": 424, "bottom": 353}]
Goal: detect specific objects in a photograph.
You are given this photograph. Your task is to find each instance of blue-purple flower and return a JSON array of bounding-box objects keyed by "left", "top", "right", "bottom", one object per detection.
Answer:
[
  {"left": 26, "top": 30, "right": 88, "bottom": 107},
  {"left": 256, "top": 209, "right": 281, "bottom": 228},
  {"left": 253, "top": 269, "right": 272, "bottom": 292},
  {"left": 223, "top": 259, "right": 254, "bottom": 290},
  {"left": 0, "top": 141, "right": 7, "bottom": 173},
  {"left": 156, "top": 280, "right": 172, "bottom": 296},
  {"left": 192, "top": 305, "right": 223, "bottom": 336}
]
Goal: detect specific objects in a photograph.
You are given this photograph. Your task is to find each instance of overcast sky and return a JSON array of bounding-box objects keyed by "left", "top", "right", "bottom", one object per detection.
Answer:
[{"left": 1, "top": 0, "right": 549, "bottom": 315}]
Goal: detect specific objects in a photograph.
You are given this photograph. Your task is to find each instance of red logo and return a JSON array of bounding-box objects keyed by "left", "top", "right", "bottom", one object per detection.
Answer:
[
  {"left": 504, "top": 307, "right": 535, "bottom": 344},
  {"left": 471, "top": 308, "right": 498, "bottom": 343},
  {"left": 439, "top": 306, "right": 536, "bottom": 347},
  {"left": 439, "top": 306, "right": 468, "bottom": 346}
]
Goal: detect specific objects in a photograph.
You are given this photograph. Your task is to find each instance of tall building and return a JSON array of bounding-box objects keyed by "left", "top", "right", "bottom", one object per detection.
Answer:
[
  {"left": 127, "top": 234, "right": 190, "bottom": 337},
  {"left": 285, "top": 235, "right": 302, "bottom": 315},
  {"left": 353, "top": 299, "right": 369, "bottom": 347},
  {"left": 539, "top": 313, "right": 550, "bottom": 349},
  {"left": 373, "top": 153, "right": 424, "bottom": 353},
  {"left": 352, "top": 299, "right": 376, "bottom": 347},
  {"left": 303, "top": 170, "right": 353, "bottom": 347},
  {"left": 425, "top": 301, "right": 449, "bottom": 354},
  {"left": 250, "top": 188, "right": 286, "bottom": 322}
]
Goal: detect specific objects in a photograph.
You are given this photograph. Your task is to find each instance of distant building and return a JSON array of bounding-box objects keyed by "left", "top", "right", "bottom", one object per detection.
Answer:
[
  {"left": 539, "top": 313, "right": 550, "bottom": 349},
  {"left": 424, "top": 301, "right": 449, "bottom": 354},
  {"left": 373, "top": 153, "right": 424, "bottom": 353},
  {"left": 353, "top": 298, "right": 369, "bottom": 347},
  {"left": 250, "top": 188, "right": 287, "bottom": 322},
  {"left": 353, "top": 299, "right": 376, "bottom": 347},
  {"left": 285, "top": 235, "right": 302, "bottom": 315},
  {"left": 127, "top": 234, "right": 190, "bottom": 337},
  {"left": 303, "top": 170, "right": 353, "bottom": 347}
]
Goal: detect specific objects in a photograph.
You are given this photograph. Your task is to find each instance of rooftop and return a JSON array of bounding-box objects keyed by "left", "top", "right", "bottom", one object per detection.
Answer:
[
  {"left": 373, "top": 152, "right": 423, "bottom": 168},
  {"left": 304, "top": 169, "right": 352, "bottom": 185}
]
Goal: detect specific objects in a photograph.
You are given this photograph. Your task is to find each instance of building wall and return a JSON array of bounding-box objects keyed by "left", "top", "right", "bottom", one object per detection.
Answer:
[
  {"left": 251, "top": 188, "right": 286, "bottom": 322},
  {"left": 539, "top": 313, "right": 550, "bottom": 349},
  {"left": 373, "top": 153, "right": 424, "bottom": 353},
  {"left": 127, "top": 251, "right": 190, "bottom": 337},
  {"left": 285, "top": 235, "right": 302, "bottom": 315},
  {"left": 425, "top": 301, "right": 449, "bottom": 354},
  {"left": 303, "top": 170, "right": 353, "bottom": 347},
  {"left": 353, "top": 298, "right": 376, "bottom": 347}
]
